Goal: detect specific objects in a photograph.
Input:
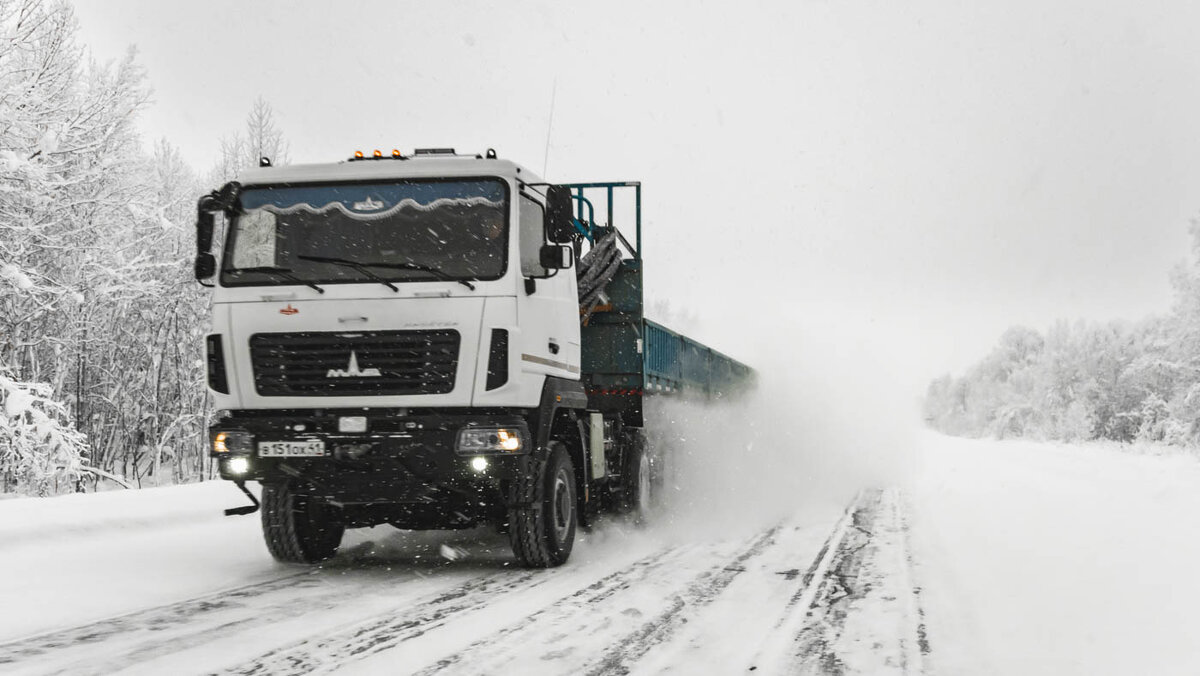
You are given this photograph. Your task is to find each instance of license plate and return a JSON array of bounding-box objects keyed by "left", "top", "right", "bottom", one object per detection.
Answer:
[{"left": 257, "top": 440, "right": 326, "bottom": 457}]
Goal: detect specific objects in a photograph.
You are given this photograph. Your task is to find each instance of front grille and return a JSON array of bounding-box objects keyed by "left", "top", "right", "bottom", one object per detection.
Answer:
[{"left": 250, "top": 330, "right": 460, "bottom": 396}]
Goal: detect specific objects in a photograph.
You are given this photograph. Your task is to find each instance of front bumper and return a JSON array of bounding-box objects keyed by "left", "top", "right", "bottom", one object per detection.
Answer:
[{"left": 210, "top": 409, "right": 532, "bottom": 506}]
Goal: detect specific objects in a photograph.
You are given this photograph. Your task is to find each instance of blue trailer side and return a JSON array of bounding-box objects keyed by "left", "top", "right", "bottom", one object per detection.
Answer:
[{"left": 643, "top": 319, "right": 755, "bottom": 397}]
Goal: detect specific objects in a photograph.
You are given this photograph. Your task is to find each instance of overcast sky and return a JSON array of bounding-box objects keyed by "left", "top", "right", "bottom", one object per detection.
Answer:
[{"left": 71, "top": 0, "right": 1200, "bottom": 395}]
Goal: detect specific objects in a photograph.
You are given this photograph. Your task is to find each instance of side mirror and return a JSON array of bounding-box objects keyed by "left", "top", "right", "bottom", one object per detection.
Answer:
[
  {"left": 195, "top": 205, "right": 217, "bottom": 283},
  {"left": 539, "top": 244, "right": 574, "bottom": 270},
  {"left": 194, "top": 252, "right": 217, "bottom": 279},
  {"left": 546, "top": 185, "right": 575, "bottom": 243},
  {"left": 196, "top": 210, "right": 214, "bottom": 253}
]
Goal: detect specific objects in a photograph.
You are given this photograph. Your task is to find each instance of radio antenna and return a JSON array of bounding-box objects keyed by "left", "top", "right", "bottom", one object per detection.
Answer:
[{"left": 542, "top": 79, "right": 557, "bottom": 177}]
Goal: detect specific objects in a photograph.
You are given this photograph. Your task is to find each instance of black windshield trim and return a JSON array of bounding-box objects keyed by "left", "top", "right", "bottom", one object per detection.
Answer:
[{"left": 219, "top": 176, "right": 509, "bottom": 289}]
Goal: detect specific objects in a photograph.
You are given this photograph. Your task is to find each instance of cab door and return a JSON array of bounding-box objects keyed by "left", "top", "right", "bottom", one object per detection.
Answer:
[{"left": 515, "top": 191, "right": 581, "bottom": 385}]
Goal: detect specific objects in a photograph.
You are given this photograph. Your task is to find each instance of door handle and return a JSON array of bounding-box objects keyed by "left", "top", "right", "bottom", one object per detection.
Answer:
[
  {"left": 548, "top": 341, "right": 560, "bottom": 355},
  {"left": 338, "top": 316, "right": 368, "bottom": 324}
]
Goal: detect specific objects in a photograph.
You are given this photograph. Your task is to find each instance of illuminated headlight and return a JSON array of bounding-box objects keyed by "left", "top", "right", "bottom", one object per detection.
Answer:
[
  {"left": 470, "top": 457, "right": 489, "bottom": 472},
  {"left": 226, "top": 457, "right": 251, "bottom": 475},
  {"left": 212, "top": 430, "right": 253, "bottom": 455},
  {"left": 338, "top": 416, "right": 368, "bottom": 433},
  {"left": 455, "top": 427, "right": 524, "bottom": 454}
]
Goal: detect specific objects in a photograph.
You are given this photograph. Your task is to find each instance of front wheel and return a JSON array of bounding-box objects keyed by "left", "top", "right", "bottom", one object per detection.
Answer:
[
  {"left": 509, "top": 443, "right": 576, "bottom": 568},
  {"left": 261, "top": 481, "right": 345, "bottom": 564}
]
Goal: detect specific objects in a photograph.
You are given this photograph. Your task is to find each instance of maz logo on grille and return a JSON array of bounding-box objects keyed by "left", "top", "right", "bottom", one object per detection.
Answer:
[{"left": 326, "top": 351, "right": 382, "bottom": 378}]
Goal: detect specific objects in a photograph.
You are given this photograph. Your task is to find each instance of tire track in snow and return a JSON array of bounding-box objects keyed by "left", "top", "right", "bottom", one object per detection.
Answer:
[
  {"left": 0, "top": 557, "right": 528, "bottom": 676},
  {"left": 0, "top": 572, "right": 311, "bottom": 668},
  {"left": 225, "top": 567, "right": 547, "bottom": 676},
  {"left": 408, "top": 543, "right": 705, "bottom": 675},
  {"left": 59, "top": 564, "right": 511, "bottom": 676},
  {"left": 755, "top": 489, "right": 930, "bottom": 675},
  {"left": 578, "top": 527, "right": 782, "bottom": 676},
  {"left": 780, "top": 492, "right": 864, "bottom": 620},
  {"left": 792, "top": 490, "right": 885, "bottom": 675},
  {"left": 896, "top": 491, "right": 932, "bottom": 673},
  {"left": 224, "top": 545, "right": 689, "bottom": 676}
]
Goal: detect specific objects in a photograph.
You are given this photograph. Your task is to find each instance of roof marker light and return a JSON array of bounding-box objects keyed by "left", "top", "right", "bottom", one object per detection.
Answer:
[
  {"left": 354, "top": 150, "right": 363, "bottom": 159},
  {"left": 373, "top": 149, "right": 382, "bottom": 158},
  {"left": 392, "top": 149, "right": 402, "bottom": 158}
]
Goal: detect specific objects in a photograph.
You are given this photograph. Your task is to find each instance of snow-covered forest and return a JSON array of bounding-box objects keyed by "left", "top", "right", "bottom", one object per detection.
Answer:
[
  {"left": 924, "top": 221, "right": 1200, "bottom": 446},
  {"left": 0, "top": 0, "right": 284, "bottom": 495}
]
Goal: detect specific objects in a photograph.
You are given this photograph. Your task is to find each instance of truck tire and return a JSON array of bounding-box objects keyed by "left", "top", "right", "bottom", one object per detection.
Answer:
[
  {"left": 261, "top": 481, "right": 344, "bottom": 564},
  {"left": 622, "top": 438, "right": 653, "bottom": 526},
  {"left": 509, "top": 443, "right": 576, "bottom": 568}
]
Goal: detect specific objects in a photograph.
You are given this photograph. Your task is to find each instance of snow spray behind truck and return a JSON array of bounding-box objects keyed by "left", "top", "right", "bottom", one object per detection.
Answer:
[{"left": 193, "top": 149, "right": 753, "bottom": 567}]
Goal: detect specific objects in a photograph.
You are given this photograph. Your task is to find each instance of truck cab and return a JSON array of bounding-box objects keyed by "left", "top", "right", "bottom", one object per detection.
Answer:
[{"left": 208, "top": 153, "right": 579, "bottom": 411}]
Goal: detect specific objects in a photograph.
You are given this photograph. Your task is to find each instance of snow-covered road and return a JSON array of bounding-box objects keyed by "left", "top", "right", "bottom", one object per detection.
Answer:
[
  {"left": 0, "top": 481, "right": 923, "bottom": 674},
  {"left": 4, "top": 432, "right": 1200, "bottom": 674},
  {"left": 0, "top": 484, "right": 923, "bottom": 675},
  {"left": 911, "top": 434, "right": 1200, "bottom": 676}
]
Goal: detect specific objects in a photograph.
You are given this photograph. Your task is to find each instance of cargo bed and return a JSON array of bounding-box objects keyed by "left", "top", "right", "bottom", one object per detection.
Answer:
[{"left": 569, "top": 180, "right": 754, "bottom": 425}]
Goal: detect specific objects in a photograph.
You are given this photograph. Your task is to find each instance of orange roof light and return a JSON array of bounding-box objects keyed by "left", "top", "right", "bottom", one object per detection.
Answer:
[
  {"left": 354, "top": 150, "right": 363, "bottom": 159},
  {"left": 392, "top": 149, "right": 402, "bottom": 158},
  {"left": 373, "top": 149, "right": 382, "bottom": 158}
]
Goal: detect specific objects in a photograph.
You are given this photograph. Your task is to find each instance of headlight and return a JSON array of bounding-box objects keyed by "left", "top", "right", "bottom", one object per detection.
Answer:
[
  {"left": 226, "top": 457, "right": 251, "bottom": 475},
  {"left": 212, "top": 430, "right": 253, "bottom": 455},
  {"left": 455, "top": 427, "right": 524, "bottom": 454}
]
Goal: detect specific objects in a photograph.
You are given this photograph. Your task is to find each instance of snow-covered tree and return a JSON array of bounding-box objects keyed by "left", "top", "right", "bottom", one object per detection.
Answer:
[
  {"left": 1, "top": 0, "right": 210, "bottom": 492},
  {"left": 924, "top": 226, "right": 1200, "bottom": 447},
  {"left": 212, "top": 96, "right": 290, "bottom": 181},
  {"left": 0, "top": 365, "right": 87, "bottom": 495}
]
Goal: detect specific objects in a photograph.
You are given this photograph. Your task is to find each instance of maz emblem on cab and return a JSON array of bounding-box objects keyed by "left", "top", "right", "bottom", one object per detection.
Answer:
[
  {"left": 279, "top": 304, "right": 299, "bottom": 316},
  {"left": 352, "top": 197, "right": 384, "bottom": 212},
  {"left": 327, "top": 351, "right": 382, "bottom": 378}
]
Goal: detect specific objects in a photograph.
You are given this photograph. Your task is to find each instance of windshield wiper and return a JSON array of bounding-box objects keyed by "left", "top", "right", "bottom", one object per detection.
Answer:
[
  {"left": 227, "top": 266, "right": 325, "bottom": 294},
  {"left": 381, "top": 261, "right": 477, "bottom": 291},
  {"left": 298, "top": 255, "right": 477, "bottom": 291},
  {"left": 298, "top": 255, "right": 399, "bottom": 292}
]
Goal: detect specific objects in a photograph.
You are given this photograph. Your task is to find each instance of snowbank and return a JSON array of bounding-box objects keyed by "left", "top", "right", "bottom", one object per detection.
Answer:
[
  {"left": 0, "top": 479, "right": 243, "bottom": 548},
  {"left": 0, "top": 480, "right": 275, "bottom": 640}
]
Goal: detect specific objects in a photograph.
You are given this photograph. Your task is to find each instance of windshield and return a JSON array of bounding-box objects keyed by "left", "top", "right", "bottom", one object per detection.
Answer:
[{"left": 220, "top": 178, "right": 508, "bottom": 288}]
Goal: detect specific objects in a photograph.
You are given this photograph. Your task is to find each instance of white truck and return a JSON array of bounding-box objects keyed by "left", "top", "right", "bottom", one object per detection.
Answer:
[{"left": 195, "top": 148, "right": 752, "bottom": 567}]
